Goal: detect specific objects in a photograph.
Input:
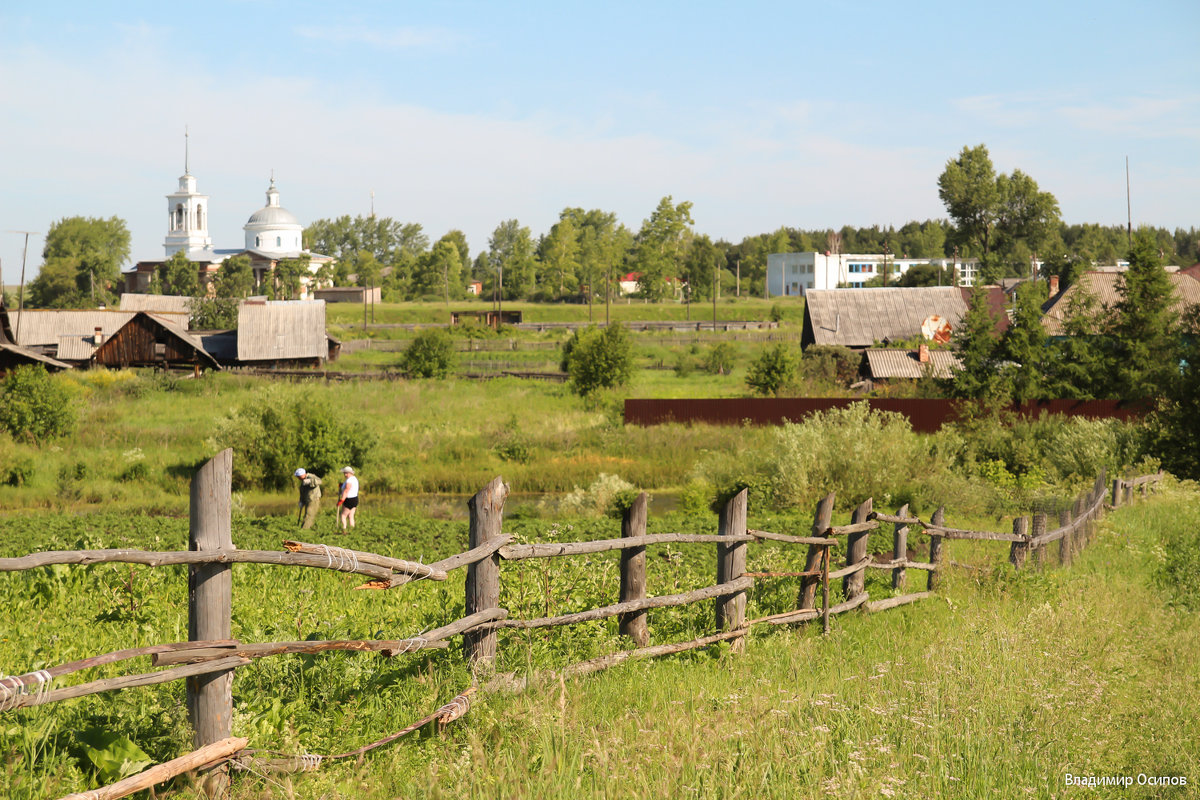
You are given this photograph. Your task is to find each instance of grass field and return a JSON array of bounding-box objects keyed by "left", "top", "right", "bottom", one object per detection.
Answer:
[{"left": 1, "top": 478, "right": 1195, "bottom": 798}]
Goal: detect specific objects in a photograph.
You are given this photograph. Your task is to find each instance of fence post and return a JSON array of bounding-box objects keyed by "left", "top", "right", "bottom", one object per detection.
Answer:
[
  {"left": 1008, "top": 516, "right": 1030, "bottom": 571},
  {"left": 891, "top": 503, "right": 909, "bottom": 592},
  {"left": 619, "top": 492, "right": 650, "bottom": 647},
  {"left": 1071, "top": 496, "right": 1085, "bottom": 560},
  {"left": 1111, "top": 478, "right": 1122, "bottom": 509},
  {"left": 187, "top": 448, "right": 233, "bottom": 799},
  {"left": 799, "top": 493, "right": 835, "bottom": 610},
  {"left": 1031, "top": 513, "right": 1047, "bottom": 570},
  {"left": 927, "top": 506, "right": 945, "bottom": 591},
  {"left": 1058, "top": 505, "right": 1073, "bottom": 567},
  {"left": 464, "top": 476, "right": 508, "bottom": 668},
  {"left": 716, "top": 489, "right": 749, "bottom": 653},
  {"left": 844, "top": 498, "right": 873, "bottom": 600}
]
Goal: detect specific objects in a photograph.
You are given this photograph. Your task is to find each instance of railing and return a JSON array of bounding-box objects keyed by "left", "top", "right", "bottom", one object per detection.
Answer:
[{"left": 0, "top": 453, "right": 1163, "bottom": 799}]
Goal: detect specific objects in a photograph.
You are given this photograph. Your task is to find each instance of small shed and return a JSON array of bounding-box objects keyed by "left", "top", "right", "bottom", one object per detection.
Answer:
[
  {"left": 236, "top": 300, "right": 328, "bottom": 368},
  {"left": 313, "top": 286, "right": 382, "bottom": 304},
  {"left": 449, "top": 309, "right": 523, "bottom": 328},
  {"left": 860, "top": 346, "right": 960, "bottom": 383},
  {"left": 94, "top": 312, "right": 222, "bottom": 371}
]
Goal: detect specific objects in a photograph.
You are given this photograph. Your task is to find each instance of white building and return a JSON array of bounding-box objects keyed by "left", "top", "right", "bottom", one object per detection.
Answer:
[
  {"left": 126, "top": 166, "right": 333, "bottom": 299},
  {"left": 766, "top": 252, "right": 980, "bottom": 297}
]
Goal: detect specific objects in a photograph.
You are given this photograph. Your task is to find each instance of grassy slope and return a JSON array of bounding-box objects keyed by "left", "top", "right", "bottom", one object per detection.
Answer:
[{"left": 314, "top": 486, "right": 1196, "bottom": 800}]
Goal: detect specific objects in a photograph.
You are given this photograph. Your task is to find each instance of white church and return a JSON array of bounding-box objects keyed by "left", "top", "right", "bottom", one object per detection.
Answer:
[{"left": 123, "top": 164, "right": 334, "bottom": 297}]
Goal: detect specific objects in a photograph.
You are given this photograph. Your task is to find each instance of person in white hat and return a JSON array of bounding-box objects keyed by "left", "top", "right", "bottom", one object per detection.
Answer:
[
  {"left": 337, "top": 466, "right": 359, "bottom": 532},
  {"left": 293, "top": 468, "right": 323, "bottom": 529}
]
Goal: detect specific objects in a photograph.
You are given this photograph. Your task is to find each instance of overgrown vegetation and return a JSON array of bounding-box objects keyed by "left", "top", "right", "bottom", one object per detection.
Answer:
[{"left": 0, "top": 365, "right": 77, "bottom": 444}]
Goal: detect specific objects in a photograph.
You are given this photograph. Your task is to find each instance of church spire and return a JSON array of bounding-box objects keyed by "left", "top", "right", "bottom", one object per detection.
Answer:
[{"left": 184, "top": 125, "right": 190, "bottom": 175}]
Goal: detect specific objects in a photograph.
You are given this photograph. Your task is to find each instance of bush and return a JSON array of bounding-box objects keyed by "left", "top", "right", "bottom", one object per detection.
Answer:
[
  {"left": 208, "top": 388, "right": 377, "bottom": 489},
  {"left": 400, "top": 330, "right": 456, "bottom": 378},
  {"left": 799, "top": 345, "right": 859, "bottom": 387},
  {"left": 561, "top": 324, "right": 634, "bottom": 396},
  {"left": 0, "top": 365, "right": 77, "bottom": 444},
  {"left": 745, "top": 344, "right": 797, "bottom": 396},
  {"left": 703, "top": 342, "right": 737, "bottom": 375}
]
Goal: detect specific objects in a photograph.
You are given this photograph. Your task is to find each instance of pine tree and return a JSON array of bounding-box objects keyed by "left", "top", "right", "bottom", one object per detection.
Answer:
[
  {"left": 945, "top": 286, "right": 1007, "bottom": 399},
  {"left": 1108, "top": 230, "right": 1181, "bottom": 399}
]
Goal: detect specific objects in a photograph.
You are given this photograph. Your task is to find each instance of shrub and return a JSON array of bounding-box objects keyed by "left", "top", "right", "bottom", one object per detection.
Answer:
[
  {"left": 208, "top": 388, "right": 377, "bottom": 489},
  {"left": 561, "top": 324, "right": 634, "bottom": 396},
  {"left": 745, "top": 343, "right": 797, "bottom": 396},
  {"left": 400, "top": 330, "right": 456, "bottom": 378},
  {"left": 0, "top": 365, "right": 77, "bottom": 444},
  {"left": 703, "top": 342, "right": 737, "bottom": 375},
  {"left": 799, "top": 345, "right": 859, "bottom": 387},
  {"left": 558, "top": 473, "right": 636, "bottom": 516}
]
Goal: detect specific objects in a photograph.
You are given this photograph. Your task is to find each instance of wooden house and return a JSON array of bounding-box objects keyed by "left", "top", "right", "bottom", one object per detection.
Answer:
[
  {"left": 6, "top": 309, "right": 182, "bottom": 365},
  {"left": 449, "top": 309, "right": 523, "bottom": 328},
  {"left": 802, "top": 286, "right": 1008, "bottom": 350},
  {"left": 1041, "top": 271, "right": 1200, "bottom": 335},
  {"left": 0, "top": 306, "right": 72, "bottom": 376},
  {"left": 93, "top": 312, "right": 222, "bottom": 371},
  {"left": 235, "top": 300, "right": 329, "bottom": 368}
]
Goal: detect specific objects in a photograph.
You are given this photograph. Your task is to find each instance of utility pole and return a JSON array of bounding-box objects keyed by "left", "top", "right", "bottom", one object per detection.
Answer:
[
  {"left": 7, "top": 230, "right": 38, "bottom": 344},
  {"left": 712, "top": 261, "right": 717, "bottom": 331},
  {"left": 1125, "top": 156, "right": 1132, "bottom": 251}
]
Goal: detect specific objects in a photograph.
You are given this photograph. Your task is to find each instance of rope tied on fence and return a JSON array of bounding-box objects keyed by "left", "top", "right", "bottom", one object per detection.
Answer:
[
  {"left": 0, "top": 670, "right": 53, "bottom": 712},
  {"left": 299, "top": 753, "right": 323, "bottom": 771},
  {"left": 318, "top": 544, "right": 360, "bottom": 574}
]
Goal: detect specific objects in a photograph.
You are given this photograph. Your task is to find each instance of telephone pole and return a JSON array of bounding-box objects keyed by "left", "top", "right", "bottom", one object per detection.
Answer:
[{"left": 6, "top": 230, "right": 38, "bottom": 344}]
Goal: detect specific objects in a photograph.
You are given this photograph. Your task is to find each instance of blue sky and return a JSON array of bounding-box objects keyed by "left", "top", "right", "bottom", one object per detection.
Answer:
[{"left": 1, "top": 0, "right": 1198, "bottom": 282}]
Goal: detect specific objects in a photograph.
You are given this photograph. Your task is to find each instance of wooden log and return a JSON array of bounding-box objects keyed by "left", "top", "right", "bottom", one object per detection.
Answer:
[
  {"left": 892, "top": 503, "right": 909, "bottom": 592},
  {"left": 0, "top": 640, "right": 237, "bottom": 694},
  {"left": 155, "top": 638, "right": 449, "bottom": 667},
  {"left": 865, "top": 592, "right": 933, "bottom": 613},
  {"left": 1008, "top": 516, "right": 1030, "bottom": 571},
  {"left": 423, "top": 608, "right": 509, "bottom": 643},
  {"left": 2, "top": 656, "right": 250, "bottom": 712},
  {"left": 865, "top": 560, "right": 937, "bottom": 572},
  {"left": 1111, "top": 478, "right": 1122, "bottom": 508},
  {"left": 746, "top": 529, "right": 838, "bottom": 546},
  {"left": 753, "top": 586, "right": 869, "bottom": 627},
  {"left": 464, "top": 477, "right": 507, "bottom": 667},
  {"left": 498, "top": 532, "right": 756, "bottom": 560},
  {"left": 715, "top": 489, "right": 749, "bottom": 652},
  {"left": 744, "top": 570, "right": 821, "bottom": 578},
  {"left": 1030, "top": 526, "right": 1068, "bottom": 547},
  {"left": 1072, "top": 496, "right": 1085, "bottom": 560},
  {"left": 829, "top": 558, "right": 871, "bottom": 581},
  {"left": 843, "top": 498, "right": 873, "bottom": 600},
  {"left": 475, "top": 577, "right": 756, "bottom": 631},
  {"left": 821, "top": 545, "right": 831, "bottom": 634},
  {"left": 0, "top": 548, "right": 391, "bottom": 580},
  {"left": 57, "top": 736, "right": 248, "bottom": 800},
  {"left": 359, "top": 535, "right": 514, "bottom": 590},
  {"left": 870, "top": 512, "right": 921, "bottom": 525},
  {"left": 927, "top": 506, "right": 945, "bottom": 591},
  {"left": 1059, "top": 506, "right": 1073, "bottom": 566},
  {"left": 619, "top": 493, "right": 649, "bottom": 647},
  {"left": 282, "top": 540, "right": 448, "bottom": 580},
  {"left": 828, "top": 519, "right": 880, "bottom": 536},
  {"left": 799, "top": 493, "right": 835, "bottom": 610},
  {"left": 919, "top": 524, "right": 1027, "bottom": 543},
  {"left": 1031, "top": 513, "right": 1047, "bottom": 570},
  {"left": 187, "top": 449, "right": 234, "bottom": 797},
  {"left": 563, "top": 629, "right": 748, "bottom": 678}
]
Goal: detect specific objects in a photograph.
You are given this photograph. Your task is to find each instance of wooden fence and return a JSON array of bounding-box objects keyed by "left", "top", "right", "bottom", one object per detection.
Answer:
[{"left": 0, "top": 453, "right": 1162, "bottom": 799}]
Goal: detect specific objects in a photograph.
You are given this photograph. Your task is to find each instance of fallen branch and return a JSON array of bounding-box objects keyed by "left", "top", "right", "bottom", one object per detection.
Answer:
[{"left": 57, "top": 737, "right": 248, "bottom": 800}]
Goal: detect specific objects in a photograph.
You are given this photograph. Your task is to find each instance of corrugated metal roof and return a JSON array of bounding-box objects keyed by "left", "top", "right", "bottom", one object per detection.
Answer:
[
  {"left": 119, "top": 294, "right": 193, "bottom": 314},
  {"left": 0, "top": 342, "right": 73, "bottom": 371},
  {"left": 1041, "top": 271, "right": 1200, "bottom": 335},
  {"left": 8, "top": 309, "right": 190, "bottom": 347},
  {"left": 864, "top": 348, "right": 960, "bottom": 379},
  {"left": 57, "top": 335, "right": 99, "bottom": 362},
  {"left": 805, "top": 287, "right": 969, "bottom": 347},
  {"left": 236, "top": 300, "right": 327, "bottom": 361}
]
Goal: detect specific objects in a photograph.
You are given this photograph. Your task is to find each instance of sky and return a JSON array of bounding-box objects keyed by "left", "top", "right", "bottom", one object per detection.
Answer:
[{"left": 1, "top": 0, "right": 1198, "bottom": 284}]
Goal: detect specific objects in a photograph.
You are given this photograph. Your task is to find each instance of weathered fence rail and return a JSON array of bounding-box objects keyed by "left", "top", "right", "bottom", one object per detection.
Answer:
[{"left": 0, "top": 455, "right": 1164, "bottom": 799}]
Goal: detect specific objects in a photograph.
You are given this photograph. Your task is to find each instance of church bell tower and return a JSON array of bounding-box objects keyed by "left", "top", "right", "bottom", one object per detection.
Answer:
[{"left": 164, "top": 129, "right": 213, "bottom": 256}]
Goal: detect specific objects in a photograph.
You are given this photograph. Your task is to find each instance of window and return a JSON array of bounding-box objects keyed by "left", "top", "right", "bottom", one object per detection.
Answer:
[
  {"left": 276, "top": 236, "right": 282, "bottom": 247},
  {"left": 196, "top": 205, "right": 203, "bottom": 229},
  {"left": 174, "top": 204, "right": 183, "bottom": 230}
]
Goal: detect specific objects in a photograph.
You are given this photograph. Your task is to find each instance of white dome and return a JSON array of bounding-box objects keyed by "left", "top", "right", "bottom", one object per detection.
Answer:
[
  {"left": 246, "top": 205, "right": 301, "bottom": 228},
  {"left": 244, "top": 178, "right": 304, "bottom": 252}
]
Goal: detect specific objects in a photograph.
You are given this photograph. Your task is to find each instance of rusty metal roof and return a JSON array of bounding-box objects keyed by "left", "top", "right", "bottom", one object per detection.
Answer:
[
  {"left": 804, "top": 287, "right": 969, "bottom": 348},
  {"left": 236, "top": 300, "right": 327, "bottom": 361},
  {"left": 864, "top": 348, "right": 960, "bottom": 380},
  {"left": 1041, "top": 271, "right": 1200, "bottom": 335}
]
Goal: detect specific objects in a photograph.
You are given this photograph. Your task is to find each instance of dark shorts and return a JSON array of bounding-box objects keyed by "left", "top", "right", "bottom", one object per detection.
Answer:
[{"left": 342, "top": 496, "right": 359, "bottom": 510}]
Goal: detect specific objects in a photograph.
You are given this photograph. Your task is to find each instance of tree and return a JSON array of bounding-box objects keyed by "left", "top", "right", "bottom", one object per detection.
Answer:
[
  {"left": 214, "top": 254, "right": 255, "bottom": 298},
  {"left": 1044, "top": 282, "right": 1107, "bottom": 399},
  {"left": 632, "top": 196, "right": 693, "bottom": 301},
  {"left": 29, "top": 216, "right": 130, "bottom": 308},
  {"left": 538, "top": 217, "right": 581, "bottom": 299},
  {"left": 682, "top": 234, "right": 724, "bottom": 308},
  {"left": 745, "top": 343, "right": 797, "bottom": 396},
  {"left": 1107, "top": 230, "right": 1181, "bottom": 398},
  {"left": 411, "top": 239, "right": 462, "bottom": 301},
  {"left": 945, "top": 286, "right": 1007, "bottom": 400},
  {"left": 486, "top": 220, "right": 537, "bottom": 300},
  {"left": 1000, "top": 281, "right": 1050, "bottom": 401},
  {"left": 304, "top": 215, "right": 428, "bottom": 265},
  {"left": 895, "top": 263, "right": 956, "bottom": 287},
  {"left": 560, "top": 324, "right": 634, "bottom": 396},
  {"left": 561, "top": 208, "right": 633, "bottom": 318},
  {"left": 938, "top": 145, "right": 1001, "bottom": 259},
  {"left": 155, "top": 251, "right": 200, "bottom": 296},
  {"left": 274, "top": 255, "right": 311, "bottom": 301},
  {"left": 1150, "top": 304, "right": 1200, "bottom": 479}
]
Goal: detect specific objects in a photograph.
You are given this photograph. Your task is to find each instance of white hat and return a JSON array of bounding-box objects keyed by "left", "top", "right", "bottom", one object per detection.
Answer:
[
  {"left": 342, "top": 466, "right": 354, "bottom": 474},
  {"left": 294, "top": 468, "right": 306, "bottom": 478}
]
